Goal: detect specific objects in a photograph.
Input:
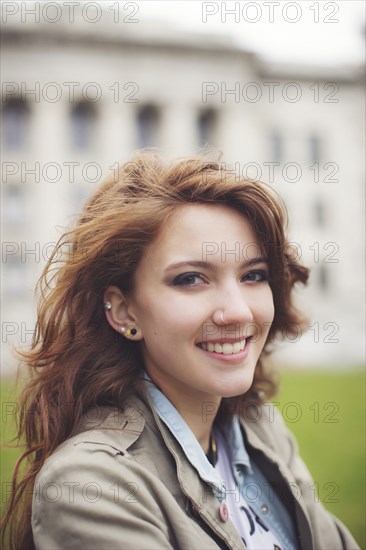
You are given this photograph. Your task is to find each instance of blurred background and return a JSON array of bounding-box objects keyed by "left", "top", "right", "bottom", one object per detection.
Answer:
[{"left": 1, "top": 1, "right": 365, "bottom": 546}]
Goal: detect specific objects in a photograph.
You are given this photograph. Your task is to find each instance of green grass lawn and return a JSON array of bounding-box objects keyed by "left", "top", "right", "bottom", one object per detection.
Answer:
[
  {"left": 1, "top": 370, "right": 365, "bottom": 548},
  {"left": 1, "top": 378, "right": 23, "bottom": 518},
  {"left": 275, "top": 368, "right": 365, "bottom": 549}
]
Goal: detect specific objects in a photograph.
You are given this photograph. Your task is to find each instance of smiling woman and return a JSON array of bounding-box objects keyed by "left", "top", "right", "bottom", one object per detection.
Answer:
[
  {"left": 1, "top": 153, "right": 359, "bottom": 550},
  {"left": 104, "top": 204, "right": 275, "bottom": 445}
]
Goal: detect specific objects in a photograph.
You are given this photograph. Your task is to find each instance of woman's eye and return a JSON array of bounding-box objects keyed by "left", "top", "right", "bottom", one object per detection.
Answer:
[
  {"left": 171, "top": 272, "right": 205, "bottom": 287},
  {"left": 242, "top": 270, "right": 268, "bottom": 283}
]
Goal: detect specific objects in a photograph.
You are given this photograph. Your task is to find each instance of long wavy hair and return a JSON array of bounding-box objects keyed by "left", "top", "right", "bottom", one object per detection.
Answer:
[{"left": 1, "top": 152, "right": 309, "bottom": 548}]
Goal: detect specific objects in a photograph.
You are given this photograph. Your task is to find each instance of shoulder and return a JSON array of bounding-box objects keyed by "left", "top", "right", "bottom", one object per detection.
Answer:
[
  {"left": 32, "top": 399, "right": 178, "bottom": 548},
  {"left": 33, "top": 390, "right": 184, "bottom": 495},
  {"left": 32, "top": 395, "right": 228, "bottom": 549},
  {"left": 33, "top": 402, "right": 146, "bottom": 504},
  {"left": 240, "top": 403, "right": 360, "bottom": 549},
  {"left": 239, "top": 401, "right": 315, "bottom": 483},
  {"left": 35, "top": 396, "right": 158, "bottom": 480}
]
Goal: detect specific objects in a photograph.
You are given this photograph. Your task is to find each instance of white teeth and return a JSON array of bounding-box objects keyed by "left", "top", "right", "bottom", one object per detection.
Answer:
[
  {"left": 232, "top": 342, "right": 242, "bottom": 353},
  {"left": 222, "top": 343, "right": 232, "bottom": 354},
  {"left": 200, "top": 340, "right": 247, "bottom": 355}
]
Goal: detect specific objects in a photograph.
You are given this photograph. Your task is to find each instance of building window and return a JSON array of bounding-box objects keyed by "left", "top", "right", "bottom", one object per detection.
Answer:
[
  {"left": 314, "top": 198, "right": 326, "bottom": 227},
  {"left": 1, "top": 97, "right": 29, "bottom": 150},
  {"left": 309, "top": 134, "right": 321, "bottom": 163},
  {"left": 318, "top": 264, "right": 329, "bottom": 292},
  {"left": 2, "top": 255, "right": 26, "bottom": 299},
  {"left": 270, "top": 130, "right": 283, "bottom": 163},
  {"left": 70, "top": 102, "right": 96, "bottom": 150},
  {"left": 197, "top": 108, "right": 218, "bottom": 147},
  {"left": 136, "top": 104, "right": 160, "bottom": 148},
  {"left": 3, "top": 184, "right": 27, "bottom": 225}
]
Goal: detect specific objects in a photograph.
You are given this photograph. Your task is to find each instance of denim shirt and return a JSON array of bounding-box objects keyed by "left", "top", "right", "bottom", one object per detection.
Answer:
[{"left": 143, "top": 375, "right": 299, "bottom": 550}]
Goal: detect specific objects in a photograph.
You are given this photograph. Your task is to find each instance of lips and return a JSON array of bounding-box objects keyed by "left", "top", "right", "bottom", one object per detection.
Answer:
[{"left": 197, "top": 336, "right": 252, "bottom": 355}]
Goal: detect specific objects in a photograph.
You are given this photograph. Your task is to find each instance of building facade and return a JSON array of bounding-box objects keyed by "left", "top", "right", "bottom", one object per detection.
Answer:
[{"left": 1, "top": 13, "right": 365, "bottom": 373}]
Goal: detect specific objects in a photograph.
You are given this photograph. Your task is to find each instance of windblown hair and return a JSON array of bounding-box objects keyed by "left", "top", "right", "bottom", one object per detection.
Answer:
[{"left": 1, "top": 152, "right": 309, "bottom": 548}]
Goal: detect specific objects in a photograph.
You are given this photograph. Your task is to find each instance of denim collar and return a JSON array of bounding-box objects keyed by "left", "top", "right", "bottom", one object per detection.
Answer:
[{"left": 143, "top": 373, "right": 253, "bottom": 497}]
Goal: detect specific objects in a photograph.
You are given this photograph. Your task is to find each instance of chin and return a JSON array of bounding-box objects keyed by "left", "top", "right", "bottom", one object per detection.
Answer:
[{"left": 215, "top": 378, "right": 254, "bottom": 399}]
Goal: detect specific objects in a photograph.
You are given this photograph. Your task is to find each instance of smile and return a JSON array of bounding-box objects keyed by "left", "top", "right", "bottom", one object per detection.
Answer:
[{"left": 197, "top": 337, "right": 252, "bottom": 355}]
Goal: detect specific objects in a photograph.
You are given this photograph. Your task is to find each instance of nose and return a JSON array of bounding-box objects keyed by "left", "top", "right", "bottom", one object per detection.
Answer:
[{"left": 213, "top": 286, "right": 254, "bottom": 327}]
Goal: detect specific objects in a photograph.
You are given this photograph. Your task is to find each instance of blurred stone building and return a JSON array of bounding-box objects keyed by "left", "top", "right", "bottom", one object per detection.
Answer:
[{"left": 1, "top": 12, "right": 365, "bottom": 373}]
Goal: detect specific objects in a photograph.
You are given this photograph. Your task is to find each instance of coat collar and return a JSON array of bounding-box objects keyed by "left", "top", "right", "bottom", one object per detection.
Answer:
[
  {"left": 77, "top": 394, "right": 313, "bottom": 550},
  {"left": 72, "top": 400, "right": 146, "bottom": 452},
  {"left": 78, "top": 394, "right": 246, "bottom": 549}
]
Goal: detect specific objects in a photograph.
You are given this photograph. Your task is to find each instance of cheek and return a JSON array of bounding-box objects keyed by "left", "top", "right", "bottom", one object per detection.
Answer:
[
  {"left": 254, "top": 289, "right": 275, "bottom": 329},
  {"left": 136, "top": 294, "right": 195, "bottom": 338}
]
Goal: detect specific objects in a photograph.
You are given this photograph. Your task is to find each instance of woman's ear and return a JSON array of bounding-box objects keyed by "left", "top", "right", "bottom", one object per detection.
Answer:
[{"left": 103, "top": 285, "right": 143, "bottom": 340}]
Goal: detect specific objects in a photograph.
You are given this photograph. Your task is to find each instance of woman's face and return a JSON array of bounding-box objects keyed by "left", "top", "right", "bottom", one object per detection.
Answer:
[{"left": 122, "top": 204, "right": 274, "bottom": 409}]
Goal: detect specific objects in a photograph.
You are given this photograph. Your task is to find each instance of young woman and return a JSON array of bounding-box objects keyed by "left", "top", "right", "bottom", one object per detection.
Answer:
[{"left": 2, "top": 153, "right": 359, "bottom": 549}]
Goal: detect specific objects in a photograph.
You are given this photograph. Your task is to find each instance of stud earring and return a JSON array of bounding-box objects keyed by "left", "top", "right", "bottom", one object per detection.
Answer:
[
  {"left": 104, "top": 301, "right": 112, "bottom": 310},
  {"left": 120, "top": 325, "right": 137, "bottom": 337}
]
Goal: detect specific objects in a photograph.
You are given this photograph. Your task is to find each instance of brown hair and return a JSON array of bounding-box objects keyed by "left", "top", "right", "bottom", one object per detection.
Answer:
[{"left": 1, "top": 152, "right": 309, "bottom": 548}]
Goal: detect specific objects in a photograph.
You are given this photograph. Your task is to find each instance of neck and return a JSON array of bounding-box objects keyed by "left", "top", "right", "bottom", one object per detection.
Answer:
[
  {"left": 177, "top": 402, "right": 220, "bottom": 454},
  {"left": 145, "top": 371, "right": 221, "bottom": 454}
]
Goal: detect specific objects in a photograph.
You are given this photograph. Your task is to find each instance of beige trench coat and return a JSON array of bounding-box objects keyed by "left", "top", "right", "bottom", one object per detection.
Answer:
[{"left": 32, "top": 392, "right": 360, "bottom": 549}]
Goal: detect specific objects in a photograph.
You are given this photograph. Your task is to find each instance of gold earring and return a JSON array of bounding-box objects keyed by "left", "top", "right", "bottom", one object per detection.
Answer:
[{"left": 120, "top": 326, "right": 137, "bottom": 336}]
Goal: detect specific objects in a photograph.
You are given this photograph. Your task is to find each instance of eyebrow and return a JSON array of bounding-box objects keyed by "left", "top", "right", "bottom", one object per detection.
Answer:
[{"left": 164, "top": 257, "right": 269, "bottom": 272}]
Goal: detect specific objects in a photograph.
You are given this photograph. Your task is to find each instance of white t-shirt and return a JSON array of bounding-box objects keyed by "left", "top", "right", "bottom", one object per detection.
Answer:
[{"left": 214, "top": 431, "right": 284, "bottom": 550}]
